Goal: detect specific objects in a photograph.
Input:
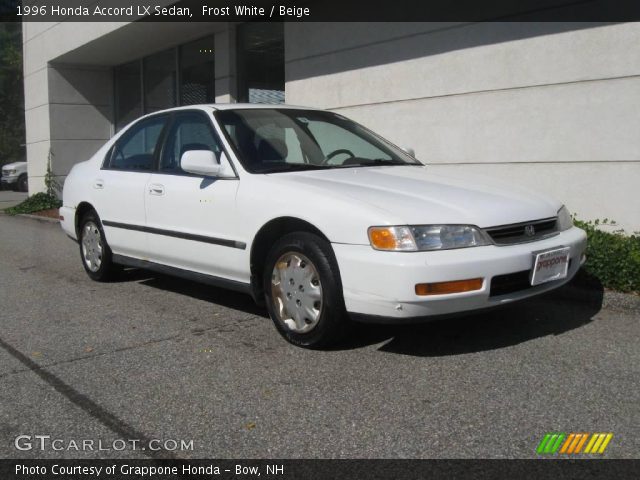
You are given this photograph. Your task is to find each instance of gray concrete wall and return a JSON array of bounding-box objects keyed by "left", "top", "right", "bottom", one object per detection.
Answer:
[
  {"left": 23, "top": 22, "right": 125, "bottom": 192},
  {"left": 285, "top": 22, "right": 640, "bottom": 231}
]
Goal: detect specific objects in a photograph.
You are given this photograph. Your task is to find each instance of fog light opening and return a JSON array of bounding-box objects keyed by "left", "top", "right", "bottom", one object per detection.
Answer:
[{"left": 415, "top": 278, "right": 484, "bottom": 296}]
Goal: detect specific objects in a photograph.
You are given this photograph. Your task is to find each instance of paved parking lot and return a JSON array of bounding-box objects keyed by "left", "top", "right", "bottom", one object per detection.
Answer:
[{"left": 0, "top": 214, "right": 638, "bottom": 459}]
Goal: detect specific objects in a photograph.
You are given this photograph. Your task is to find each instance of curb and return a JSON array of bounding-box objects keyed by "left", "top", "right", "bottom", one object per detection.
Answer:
[{"left": 15, "top": 213, "right": 60, "bottom": 224}]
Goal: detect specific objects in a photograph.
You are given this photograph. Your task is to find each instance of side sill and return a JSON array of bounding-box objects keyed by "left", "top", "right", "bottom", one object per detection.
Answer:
[{"left": 112, "top": 254, "right": 256, "bottom": 300}]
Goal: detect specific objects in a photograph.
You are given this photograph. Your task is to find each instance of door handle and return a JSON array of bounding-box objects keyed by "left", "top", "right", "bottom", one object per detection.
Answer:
[
  {"left": 149, "top": 184, "right": 165, "bottom": 195},
  {"left": 93, "top": 179, "right": 104, "bottom": 189}
]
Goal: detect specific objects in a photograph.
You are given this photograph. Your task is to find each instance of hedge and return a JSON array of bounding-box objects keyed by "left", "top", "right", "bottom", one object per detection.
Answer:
[
  {"left": 4, "top": 192, "right": 61, "bottom": 215},
  {"left": 574, "top": 219, "right": 640, "bottom": 293}
]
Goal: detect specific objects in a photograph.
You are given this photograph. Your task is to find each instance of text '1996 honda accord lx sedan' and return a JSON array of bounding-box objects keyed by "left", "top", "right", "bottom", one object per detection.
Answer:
[{"left": 60, "top": 105, "right": 587, "bottom": 348}]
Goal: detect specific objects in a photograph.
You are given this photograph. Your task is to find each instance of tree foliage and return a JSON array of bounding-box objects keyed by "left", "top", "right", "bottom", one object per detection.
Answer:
[{"left": 0, "top": 22, "right": 25, "bottom": 166}]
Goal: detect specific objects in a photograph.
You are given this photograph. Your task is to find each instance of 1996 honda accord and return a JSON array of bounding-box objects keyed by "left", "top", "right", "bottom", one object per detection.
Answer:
[{"left": 61, "top": 105, "right": 587, "bottom": 347}]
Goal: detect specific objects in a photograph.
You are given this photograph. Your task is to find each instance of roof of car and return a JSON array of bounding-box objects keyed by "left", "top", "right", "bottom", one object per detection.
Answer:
[
  {"left": 150, "top": 103, "right": 321, "bottom": 113},
  {"left": 213, "top": 103, "right": 320, "bottom": 111}
]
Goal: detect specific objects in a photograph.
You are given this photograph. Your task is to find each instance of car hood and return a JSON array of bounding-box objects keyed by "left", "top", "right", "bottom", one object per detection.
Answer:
[
  {"left": 277, "top": 166, "right": 560, "bottom": 228},
  {"left": 2, "top": 161, "right": 26, "bottom": 170}
]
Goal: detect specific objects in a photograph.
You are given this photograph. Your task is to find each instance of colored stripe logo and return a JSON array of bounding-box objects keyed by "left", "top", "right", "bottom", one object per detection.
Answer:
[{"left": 537, "top": 433, "right": 613, "bottom": 455}]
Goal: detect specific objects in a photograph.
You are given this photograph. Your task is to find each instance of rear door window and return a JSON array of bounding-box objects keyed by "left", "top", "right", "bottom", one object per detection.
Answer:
[{"left": 107, "top": 115, "right": 168, "bottom": 171}]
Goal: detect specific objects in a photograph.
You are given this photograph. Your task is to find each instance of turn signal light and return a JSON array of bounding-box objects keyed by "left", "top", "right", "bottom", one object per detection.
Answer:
[
  {"left": 369, "top": 228, "right": 397, "bottom": 250},
  {"left": 415, "top": 278, "right": 483, "bottom": 296},
  {"left": 368, "top": 226, "right": 416, "bottom": 251}
]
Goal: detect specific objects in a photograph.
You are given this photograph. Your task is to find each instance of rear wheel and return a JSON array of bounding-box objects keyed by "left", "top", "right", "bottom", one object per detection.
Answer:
[
  {"left": 263, "top": 232, "right": 350, "bottom": 348},
  {"left": 78, "top": 210, "right": 118, "bottom": 281}
]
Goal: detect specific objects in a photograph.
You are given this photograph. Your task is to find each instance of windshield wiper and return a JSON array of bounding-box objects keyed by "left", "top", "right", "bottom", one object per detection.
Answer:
[
  {"left": 258, "top": 163, "right": 329, "bottom": 174},
  {"left": 337, "top": 159, "right": 420, "bottom": 167}
]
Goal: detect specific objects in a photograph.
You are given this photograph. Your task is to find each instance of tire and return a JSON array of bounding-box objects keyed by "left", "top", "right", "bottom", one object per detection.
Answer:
[
  {"left": 17, "top": 174, "right": 28, "bottom": 192},
  {"left": 263, "top": 232, "right": 351, "bottom": 348},
  {"left": 78, "top": 210, "right": 118, "bottom": 281}
]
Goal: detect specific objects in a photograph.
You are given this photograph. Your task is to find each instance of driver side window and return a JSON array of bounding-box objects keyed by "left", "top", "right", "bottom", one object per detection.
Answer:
[{"left": 108, "top": 116, "right": 167, "bottom": 171}]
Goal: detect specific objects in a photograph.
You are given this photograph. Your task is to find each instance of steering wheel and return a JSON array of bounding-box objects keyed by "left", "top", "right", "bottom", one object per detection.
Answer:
[{"left": 322, "top": 148, "right": 355, "bottom": 165}]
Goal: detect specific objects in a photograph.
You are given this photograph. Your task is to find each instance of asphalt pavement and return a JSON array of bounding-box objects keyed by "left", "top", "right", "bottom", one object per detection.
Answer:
[{"left": 0, "top": 214, "right": 638, "bottom": 459}]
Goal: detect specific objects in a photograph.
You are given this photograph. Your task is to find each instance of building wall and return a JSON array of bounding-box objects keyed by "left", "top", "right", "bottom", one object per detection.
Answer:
[
  {"left": 22, "top": 22, "right": 125, "bottom": 192},
  {"left": 285, "top": 22, "right": 640, "bottom": 231}
]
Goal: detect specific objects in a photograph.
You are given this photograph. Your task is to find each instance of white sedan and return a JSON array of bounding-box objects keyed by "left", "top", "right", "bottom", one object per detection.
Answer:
[{"left": 60, "top": 104, "right": 587, "bottom": 347}]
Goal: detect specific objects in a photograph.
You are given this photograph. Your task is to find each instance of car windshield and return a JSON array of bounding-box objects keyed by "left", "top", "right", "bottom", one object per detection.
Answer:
[{"left": 215, "top": 108, "right": 422, "bottom": 174}]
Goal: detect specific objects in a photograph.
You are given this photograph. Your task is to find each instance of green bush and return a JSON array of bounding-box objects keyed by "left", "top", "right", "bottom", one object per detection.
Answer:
[
  {"left": 5, "top": 192, "right": 61, "bottom": 215},
  {"left": 574, "top": 218, "right": 640, "bottom": 293}
]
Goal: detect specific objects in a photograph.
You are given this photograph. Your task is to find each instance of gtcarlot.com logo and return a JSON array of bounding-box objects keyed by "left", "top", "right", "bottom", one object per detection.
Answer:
[
  {"left": 536, "top": 432, "right": 613, "bottom": 455},
  {"left": 14, "top": 435, "right": 194, "bottom": 452}
]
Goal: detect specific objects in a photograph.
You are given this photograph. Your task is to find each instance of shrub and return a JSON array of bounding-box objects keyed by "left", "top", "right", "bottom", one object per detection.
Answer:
[
  {"left": 5, "top": 192, "right": 61, "bottom": 215},
  {"left": 574, "top": 218, "right": 640, "bottom": 293}
]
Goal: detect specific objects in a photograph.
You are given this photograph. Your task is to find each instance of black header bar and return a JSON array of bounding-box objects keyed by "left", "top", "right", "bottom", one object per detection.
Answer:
[{"left": 2, "top": 0, "right": 640, "bottom": 22}]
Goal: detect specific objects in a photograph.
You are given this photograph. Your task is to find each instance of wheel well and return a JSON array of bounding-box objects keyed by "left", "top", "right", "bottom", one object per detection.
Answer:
[
  {"left": 75, "top": 202, "right": 95, "bottom": 237},
  {"left": 250, "top": 217, "right": 329, "bottom": 302}
]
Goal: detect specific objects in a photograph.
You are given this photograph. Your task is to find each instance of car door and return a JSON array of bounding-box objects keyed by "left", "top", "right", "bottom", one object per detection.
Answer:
[
  {"left": 144, "top": 111, "right": 245, "bottom": 282},
  {"left": 92, "top": 114, "right": 168, "bottom": 259}
]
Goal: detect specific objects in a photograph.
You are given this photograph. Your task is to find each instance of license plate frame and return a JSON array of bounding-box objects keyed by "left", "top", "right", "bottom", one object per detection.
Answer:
[{"left": 530, "top": 246, "right": 570, "bottom": 286}]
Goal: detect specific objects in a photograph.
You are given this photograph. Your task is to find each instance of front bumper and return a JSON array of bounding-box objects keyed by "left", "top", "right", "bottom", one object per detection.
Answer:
[
  {"left": 333, "top": 226, "right": 587, "bottom": 320},
  {"left": 1, "top": 175, "right": 19, "bottom": 184}
]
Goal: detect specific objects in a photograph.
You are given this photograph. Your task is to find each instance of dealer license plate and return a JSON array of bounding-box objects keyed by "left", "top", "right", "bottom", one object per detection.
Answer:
[{"left": 530, "top": 247, "right": 570, "bottom": 286}]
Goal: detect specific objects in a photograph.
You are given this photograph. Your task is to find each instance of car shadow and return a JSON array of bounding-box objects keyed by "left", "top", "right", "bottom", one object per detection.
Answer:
[
  {"left": 116, "top": 268, "right": 268, "bottom": 318},
  {"left": 341, "top": 275, "right": 604, "bottom": 356},
  {"left": 115, "top": 267, "right": 603, "bottom": 357}
]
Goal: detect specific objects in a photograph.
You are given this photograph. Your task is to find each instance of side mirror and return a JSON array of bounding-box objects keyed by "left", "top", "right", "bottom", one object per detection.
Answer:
[
  {"left": 402, "top": 147, "right": 416, "bottom": 157},
  {"left": 180, "top": 150, "right": 221, "bottom": 177}
]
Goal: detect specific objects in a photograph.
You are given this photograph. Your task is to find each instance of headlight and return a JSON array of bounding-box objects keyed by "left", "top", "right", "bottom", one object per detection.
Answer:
[
  {"left": 557, "top": 205, "right": 573, "bottom": 231},
  {"left": 5, "top": 169, "right": 16, "bottom": 175},
  {"left": 368, "top": 225, "right": 490, "bottom": 251}
]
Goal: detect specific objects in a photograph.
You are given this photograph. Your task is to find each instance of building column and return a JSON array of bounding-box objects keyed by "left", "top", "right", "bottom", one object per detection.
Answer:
[{"left": 214, "top": 24, "right": 237, "bottom": 104}]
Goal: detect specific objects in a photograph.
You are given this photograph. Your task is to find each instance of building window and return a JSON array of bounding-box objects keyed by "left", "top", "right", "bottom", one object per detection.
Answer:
[
  {"left": 180, "top": 36, "right": 216, "bottom": 106},
  {"left": 114, "top": 61, "right": 142, "bottom": 132},
  {"left": 144, "top": 48, "right": 177, "bottom": 114},
  {"left": 237, "top": 22, "right": 284, "bottom": 104},
  {"left": 113, "top": 35, "right": 216, "bottom": 131}
]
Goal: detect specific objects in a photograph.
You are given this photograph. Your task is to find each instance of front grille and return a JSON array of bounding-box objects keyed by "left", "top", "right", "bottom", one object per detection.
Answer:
[
  {"left": 485, "top": 217, "right": 558, "bottom": 245},
  {"left": 489, "top": 260, "right": 573, "bottom": 297}
]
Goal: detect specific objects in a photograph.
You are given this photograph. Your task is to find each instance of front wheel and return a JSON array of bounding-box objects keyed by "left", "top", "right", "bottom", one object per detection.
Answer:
[
  {"left": 78, "top": 210, "right": 118, "bottom": 281},
  {"left": 17, "top": 174, "right": 28, "bottom": 192},
  {"left": 263, "top": 232, "right": 351, "bottom": 348}
]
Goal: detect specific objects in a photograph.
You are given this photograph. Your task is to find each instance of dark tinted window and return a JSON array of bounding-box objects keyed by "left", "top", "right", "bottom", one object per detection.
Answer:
[
  {"left": 237, "top": 23, "right": 284, "bottom": 104},
  {"left": 144, "top": 49, "right": 177, "bottom": 113},
  {"left": 180, "top": 37, "right": 215, "bottom": 105},
  {"left": 160, "top": 113, "right": 222, "bottom": 173},
  {"left": 108, "top": 116, "right": 167, "bottom": 171},
  {"left": 114, "top": 61, "right": 142, "bottom": 131}
]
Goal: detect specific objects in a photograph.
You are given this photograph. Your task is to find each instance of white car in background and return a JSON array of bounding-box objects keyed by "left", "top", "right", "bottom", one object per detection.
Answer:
[
  {"left": 1, "top": 161, "right": 28, "bottom": 192},
  {"left": 60, "top": 105, "right": 587, "bottom": 348}
]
